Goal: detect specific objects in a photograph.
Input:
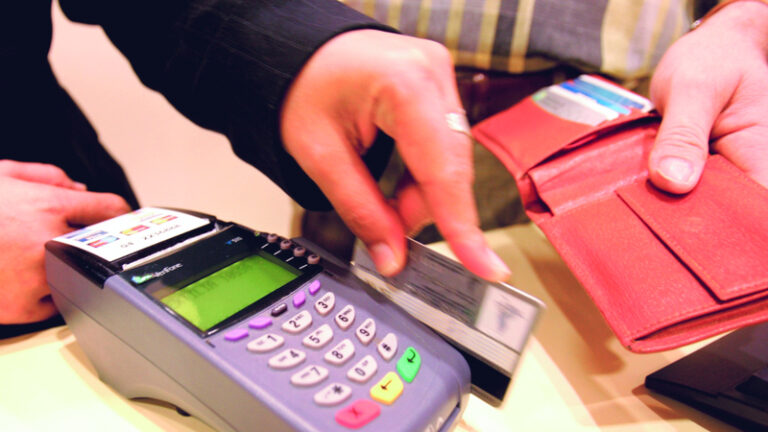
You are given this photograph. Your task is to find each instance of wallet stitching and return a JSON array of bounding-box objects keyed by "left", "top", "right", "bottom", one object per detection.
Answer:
[
  {"left": 630, "top": 289, "right": 768, "bottom": 338},
  {"left": 618, "top": 190, "right": 719, "bottom": 293},
  {"left": 701, "top": 157, "right": 768, "bottom": 293},
  {"left": 618, "top": 184, "right": 768, "bottom": 302},
  {"left": 547, "top": 171, "right": 647, "bottom": 216},
  {"left": 543, "top": 196, "right": 731, "bottom": 341},
  {"left": 553, "top": 162, "right": 768, "bottom": 341},
  {"left": 540, "top": 216, "right": 634, "bottom": 338},
  {"left": 712, "top": 155, "right": 768, "bottom": 201}
]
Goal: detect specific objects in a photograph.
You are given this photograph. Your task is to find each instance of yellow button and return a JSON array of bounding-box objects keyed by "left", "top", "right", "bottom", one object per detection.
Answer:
[{"left": 370, "top": 372, "right": 403, "bottom": 405}]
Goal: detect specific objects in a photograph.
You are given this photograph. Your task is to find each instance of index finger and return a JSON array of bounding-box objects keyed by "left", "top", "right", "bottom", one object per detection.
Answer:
[{"left": 376, "top": 70, "right": 510, "bottom": 281}]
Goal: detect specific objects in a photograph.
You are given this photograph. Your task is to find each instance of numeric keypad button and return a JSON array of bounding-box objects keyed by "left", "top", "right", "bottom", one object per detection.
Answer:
[
  {"left": 346, "top": 355, "right": 378, "bottom": 383},
  {"left": 324, "top": 338, "right": 355, "bottom": 366},
  {"left": 247, "top": 333, "right": 285, "bottom": 353},
  {"left": 268, "top": 348, "right": 306, "bottom": 370},
  {"left": 314, "top": 382, "right": 352, "bottom": 406},
  {"left": 377, "top": 332, "right": 398, "bottom": 361},
  {"left": 314, "top": 292, "right": 335, "bottom": 316},
  {"left": 302, "top": 324, "right": 334, "bottom": 349},
  {"left": 291, "top": 365, "right": 329, "bottom": 387},
  {"left": 281, "top": 310, "right": 312, "bottom": 334},
  {"left": 370, "top": 372, "right": 404, "bottom": 405},
  {"left": 335, "top": 305, "right": 356, "bottom": 330},
  {"left": 355, "top": 318, "right": 376, "bottom": 345}
]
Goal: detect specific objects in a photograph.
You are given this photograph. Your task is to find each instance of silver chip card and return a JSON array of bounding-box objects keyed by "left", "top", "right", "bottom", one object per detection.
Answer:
[{"left": 352, "top": 238, "right": 544, "bottom": 405}]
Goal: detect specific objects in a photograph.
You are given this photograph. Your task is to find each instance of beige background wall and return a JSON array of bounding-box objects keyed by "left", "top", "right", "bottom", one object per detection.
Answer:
[{"left": 47, "top": 2, "right": 298, "bottom": 237}]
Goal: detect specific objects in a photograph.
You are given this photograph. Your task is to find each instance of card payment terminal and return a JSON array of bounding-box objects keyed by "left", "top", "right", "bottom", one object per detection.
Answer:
[{"left": 45, "top": 208, "right": 470, "bottom": 431}]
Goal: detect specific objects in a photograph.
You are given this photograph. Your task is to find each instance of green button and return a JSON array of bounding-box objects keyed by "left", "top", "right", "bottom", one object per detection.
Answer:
[{"left": 396, "top": 347, "right": 421, "bottom": 383}]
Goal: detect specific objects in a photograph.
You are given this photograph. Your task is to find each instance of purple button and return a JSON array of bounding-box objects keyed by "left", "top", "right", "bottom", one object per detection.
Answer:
[
  {"left": 293, "top": 290, "right": 307, "bottom": 308},
  {"left": 308, "top": 280, "right": 322, "bottom": 295},
  {"left": 249, "top": 316, "right": 273, "bottom": 329},
  {"left": 224, "top": 328, "right": 249, "bottom": 342}
]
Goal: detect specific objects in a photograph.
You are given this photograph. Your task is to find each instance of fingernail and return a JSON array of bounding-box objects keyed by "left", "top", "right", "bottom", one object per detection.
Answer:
[
  {"left": 485, "top": 248, "right": 511, "bottom": 281},
  {"left": 369, "top": 243, "right": 400, "bottom": 276},
  {"left": 659, "top": 156, "right": 694, "bottom": 185},
  {"left": 74, "top": 182, "right": 88, "bottom": 190}
]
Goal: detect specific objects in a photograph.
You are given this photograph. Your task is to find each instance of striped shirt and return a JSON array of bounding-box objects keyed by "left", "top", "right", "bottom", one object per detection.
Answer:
[{"left": 339, "top": 0, "right": 717, "bottom": 80}]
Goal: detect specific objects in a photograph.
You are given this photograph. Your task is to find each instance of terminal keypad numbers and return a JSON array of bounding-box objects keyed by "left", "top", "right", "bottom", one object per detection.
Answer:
[{"left": 221, "top": 235, "right": 422, "bottom": 429}]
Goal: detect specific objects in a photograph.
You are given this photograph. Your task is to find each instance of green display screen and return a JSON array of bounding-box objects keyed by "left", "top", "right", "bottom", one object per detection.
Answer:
[{"left": 160, "top": 253, "right": 301, "bottom": 331}]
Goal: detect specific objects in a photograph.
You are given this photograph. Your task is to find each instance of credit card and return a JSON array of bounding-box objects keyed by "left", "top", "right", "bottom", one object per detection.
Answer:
[
  {"left": 352, "top": 238, "right": 544, "bottom": 406},
  {"left": 575, "top": 75, "right": 653, "bottom": 112},
  {"left": 532, "top": 74, "right": 654, "bottom": 126},
  {"left": 532, "top": 87, "right": 614, "bottom": 126}
]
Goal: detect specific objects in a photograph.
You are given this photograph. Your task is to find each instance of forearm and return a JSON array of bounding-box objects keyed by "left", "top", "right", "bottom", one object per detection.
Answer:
[{"left": 59, "top": 0, "right": 395, "bottom": 210}]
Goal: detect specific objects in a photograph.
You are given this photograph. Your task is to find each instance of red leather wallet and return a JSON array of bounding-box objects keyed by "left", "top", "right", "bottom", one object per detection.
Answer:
[{"left": 473, "top": 75, "right": 768, "bottom": 353}]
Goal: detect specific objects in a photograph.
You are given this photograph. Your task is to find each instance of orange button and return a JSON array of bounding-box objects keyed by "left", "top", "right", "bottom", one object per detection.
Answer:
[
  {"left": 370, "top": 371, "right": 404, "bottom": 405},
  {"left": 335, "top": 399, "right": 380, "bottom": 429}
]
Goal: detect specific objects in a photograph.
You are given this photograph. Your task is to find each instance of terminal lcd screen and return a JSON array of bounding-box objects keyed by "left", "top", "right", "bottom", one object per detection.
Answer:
[{"left": 157, "top": 253, "right": 301, "bottom": 331}]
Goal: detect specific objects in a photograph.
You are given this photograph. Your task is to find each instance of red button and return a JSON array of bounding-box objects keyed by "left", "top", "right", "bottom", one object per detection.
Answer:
[{"left": 335, "top": 399, "right": 380, "bottom": 429}]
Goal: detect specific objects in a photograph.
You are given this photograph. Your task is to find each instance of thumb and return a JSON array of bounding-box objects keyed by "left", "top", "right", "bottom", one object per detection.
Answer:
[
  {"left": 58, "top": 189, "right": 132, "bottom": 227},
  {"left": 648, "top": 81, "right": 727, "bottom": 194}
]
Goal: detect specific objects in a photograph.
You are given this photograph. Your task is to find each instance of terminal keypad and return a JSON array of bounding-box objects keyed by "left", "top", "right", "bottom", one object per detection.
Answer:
[{"left": 221, "top": 234, "right": 423, "bottom": 429}]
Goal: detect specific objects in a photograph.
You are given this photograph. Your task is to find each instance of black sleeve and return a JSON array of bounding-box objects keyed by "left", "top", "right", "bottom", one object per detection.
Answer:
[{"left": 58, "top": 0, "right": 396, "bottom": 210}]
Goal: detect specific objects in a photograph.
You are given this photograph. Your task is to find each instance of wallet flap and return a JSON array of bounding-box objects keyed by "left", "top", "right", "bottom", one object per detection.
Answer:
[
  {"left": 477, "top": 75, "right": 768, "bottom": 352},
  {"left": 472, "top": 96, "right": 593, "bottom": 178},
  {"left": 472, "top": 77, "right": 656, "bottom": 179},
  {"left": 537, "top": 195, "right": 718, "bottom": 351},
  {"left": 617, "top": 156, "right": 768, "bottom": 302},
  {"left": 529, "top": 122, "right": 657, "bottom": 216}
]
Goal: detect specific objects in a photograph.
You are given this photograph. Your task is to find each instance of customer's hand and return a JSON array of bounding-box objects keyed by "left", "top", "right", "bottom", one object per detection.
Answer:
[
  {"left": 0, "top": 160, "right": 130, "bottom": 324},
  {"left": 648, "top": 1, "right": 768, "bottom": 193},
  {"left": 281, "top": 30, "right": 510, "bottom": 281}
]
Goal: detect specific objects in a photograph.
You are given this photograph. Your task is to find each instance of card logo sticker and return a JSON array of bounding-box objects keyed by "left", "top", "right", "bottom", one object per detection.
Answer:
[
  {"left": 88, "top": 235, "right": 119, "bottom": 248},
  {"left": 74, "top": 230, "right": 108, "bottom": 243},
  {"left": 53, "top": 208, "right": 210, "bottom": 262},
  {"left": 121, "top": 225, "right": 149, "bottom": 236},
  {"left": 150, "top": 215, "right": 178, "bottom": 225}
]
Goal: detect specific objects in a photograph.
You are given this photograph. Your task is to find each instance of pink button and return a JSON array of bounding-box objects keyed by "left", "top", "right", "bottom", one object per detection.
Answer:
[
  {"left": 308, "top": 280, "right": 322, "bottom": 295},
  {"left": 224, "top": 328, "right": 249, "bottom": 342},
  {"left": 249, "top": 316, "right": 273, "bottom": 329},
  {"left": 335, "top": 399, "right": 380, "bottom": 429},
  {"left": 293, "top": 290, "right": 306, "bottom": 308}
]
